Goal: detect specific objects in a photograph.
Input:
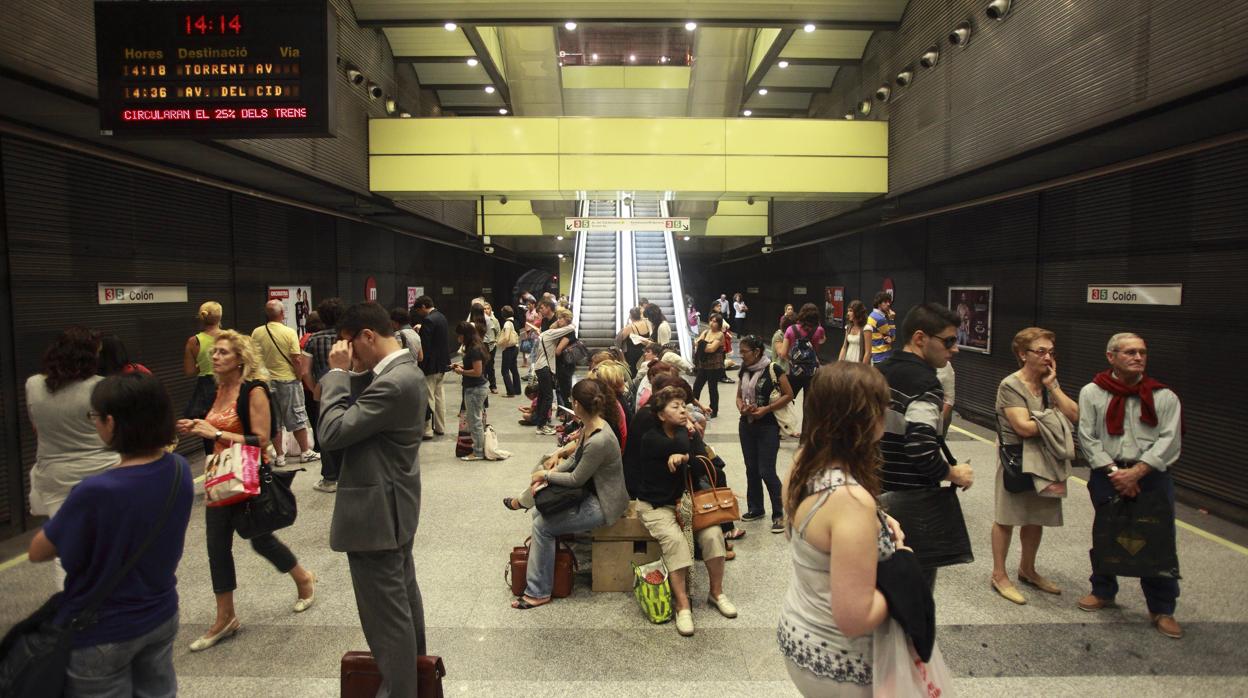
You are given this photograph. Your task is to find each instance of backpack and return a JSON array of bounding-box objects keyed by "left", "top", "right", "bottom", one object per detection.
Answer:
[{"left": 788, "top": 327, "right": 819, "bottom": 377}]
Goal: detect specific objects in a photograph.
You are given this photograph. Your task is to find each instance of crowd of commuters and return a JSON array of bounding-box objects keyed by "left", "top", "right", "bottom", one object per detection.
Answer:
[{"left": 4, "top": 280, "right": 1191, "bottom": 695}]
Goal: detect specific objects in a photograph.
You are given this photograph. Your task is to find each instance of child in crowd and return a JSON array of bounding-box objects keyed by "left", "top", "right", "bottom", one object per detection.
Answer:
[{"left": 518, "top": 383, "right": 540, "bottom": 421}]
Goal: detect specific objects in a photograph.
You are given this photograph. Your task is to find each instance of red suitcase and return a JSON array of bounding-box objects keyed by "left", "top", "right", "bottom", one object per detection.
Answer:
[{"left": 340, "top": 651, "right": 445, "bottom": 698}]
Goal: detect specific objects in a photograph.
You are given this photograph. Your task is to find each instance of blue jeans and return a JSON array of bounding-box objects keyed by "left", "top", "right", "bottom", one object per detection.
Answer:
[
  {"left": 463, "top": 384, "right": 489, "bottom": 457},
  {"left": 740, "top": 418, "right": 782, "bottom": 519},
  {"left": 524, "top": 495, "right": 606, "bottom": 599},
  {"left": 501, "top": 347, "right": 521, "bottom": 396},
  {"left": 66, "top": 612, "right": 178, "bottom": 698},
  {"left": 1087, "top": 467, "right": 1180, "bottom": 614}
]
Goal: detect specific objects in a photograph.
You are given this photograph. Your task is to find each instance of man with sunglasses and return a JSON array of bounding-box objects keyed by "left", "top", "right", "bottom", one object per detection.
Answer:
[
  {"left": 877, "top": 302, "right": 975, "bottom": 591},
  {"left": 1077, "top": 333, "right": 1184, "bottom": 639}
]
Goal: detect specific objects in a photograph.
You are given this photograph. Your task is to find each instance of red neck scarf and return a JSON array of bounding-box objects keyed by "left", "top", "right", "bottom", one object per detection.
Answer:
[{"left": 1091, "top": 370, "right": 1170, "bottom": 436}]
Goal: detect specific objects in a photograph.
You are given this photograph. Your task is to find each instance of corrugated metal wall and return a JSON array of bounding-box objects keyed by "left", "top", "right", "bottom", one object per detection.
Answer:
[
  {"left": 703, "top": 138, "right": 1248, "bottom": 512},
  {"left": 782, "top": 0, "right": 1248, "bottom": 234},
  {"left": 0, "top": 0, "right": 476, "bottom": 234},
  {"left": 0, "top": 136, "right": 523, "bottom": 535}
]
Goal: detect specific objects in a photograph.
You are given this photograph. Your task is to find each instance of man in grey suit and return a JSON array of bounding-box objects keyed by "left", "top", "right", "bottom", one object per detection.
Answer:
[{"left": 318, "top": 302, "right": 428, "bottom": 697}]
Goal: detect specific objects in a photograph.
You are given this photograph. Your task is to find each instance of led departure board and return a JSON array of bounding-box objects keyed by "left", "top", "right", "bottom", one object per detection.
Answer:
[{"left": 94, "top": 0, "right": 335, "bottom": 138}]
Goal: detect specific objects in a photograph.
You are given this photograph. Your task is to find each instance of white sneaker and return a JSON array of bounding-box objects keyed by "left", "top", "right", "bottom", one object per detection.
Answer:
[
  {"left": 274, "top": 454, "right": 287, "bottom": 467},
  {"left": 312, "top": 479, "right": 337, "bottom": 493},
  {"left": 707, "top": 594, "right": 738, "bottom": 618},
  {"left": 536, "top": 425, "right": 556, "bottom": 436},
  {"left": 675, "top": 609, "right": 695, "bottom": 636},
  {"left": 299, "top": 450, "right": 321, "bottom": 463}
]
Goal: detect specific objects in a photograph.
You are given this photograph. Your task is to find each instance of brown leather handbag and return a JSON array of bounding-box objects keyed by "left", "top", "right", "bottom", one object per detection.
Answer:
[
  {"left": 340, "top": 650, "right": 445, "bottom": 698},
  {"left": 505, "top": 536, "right": 578, "bottom": 598},
  {"left": 686, "top": 456, "right": 740, "bottom": 532}
]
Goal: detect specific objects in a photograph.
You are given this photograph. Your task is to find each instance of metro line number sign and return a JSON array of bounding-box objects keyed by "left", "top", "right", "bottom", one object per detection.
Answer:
[
  {"left": 94, "top": 0, "right": 335, "bottom": 138},
  {"left": 564, "top": 217, "right": 691, "bottom": 233}
]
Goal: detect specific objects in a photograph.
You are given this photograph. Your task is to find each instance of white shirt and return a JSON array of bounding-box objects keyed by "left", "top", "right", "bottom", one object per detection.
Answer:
[
  {"left": 1077, "top": 383, "right": 1182, "bottom": 471},
  {"left": 372, "top": 348, "right": 409, "bottom": 377},
  {"left": 734, "top": 300, "right": 747, "bottom": 318}
]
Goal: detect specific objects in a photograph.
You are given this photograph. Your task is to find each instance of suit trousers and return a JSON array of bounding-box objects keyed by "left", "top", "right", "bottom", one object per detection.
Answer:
[
  {"left": 347, "top": 537, "right": 426, "bottom": 698},
  {"left": 425, "top": 371, "right": 447, "bottom": 436}
]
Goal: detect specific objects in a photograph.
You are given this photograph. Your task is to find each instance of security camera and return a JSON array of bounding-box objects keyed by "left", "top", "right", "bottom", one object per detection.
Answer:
[
  {"left": 949, "top": 21, "right": 972, "bottom": 47},
  {"left": 986, "top": 0, "right": 1012, "bottom": 20},
  {"left": 857, "top": 99, "right": 872, "bottom": 117},
  {"left": 875, "top": 85, "right": 891, "bottom": 102},
  {"left": 499, "top": 195, "right": 508, "bottom": 205},
  {"left": 920, "top": 47, "right": 940, "bottom": 68},
  {"left": 483, "top": 245, "right": 495, "bottom": 255},
  {"left": 761, "top": 245, "right": 774, "bottom": 254},
  {"left": 346, "top": 68, "right": 364, "bottom": 85},
  {"left": 747, "top": 196, "right": 755, "bottom": 205},
  {"left": 366, "top": 82, "right": 383, "bottom": 100},
  {"left": 896, "top": 69, "right": 914, "bottom": 86}
]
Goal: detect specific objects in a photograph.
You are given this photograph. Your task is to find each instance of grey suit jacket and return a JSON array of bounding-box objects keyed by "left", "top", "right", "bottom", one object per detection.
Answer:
[{"left": 319, "top": 352, "right": 428, "bottom": 552}]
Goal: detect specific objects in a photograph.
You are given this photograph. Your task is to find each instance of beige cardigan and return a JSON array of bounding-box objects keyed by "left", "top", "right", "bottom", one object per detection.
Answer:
[{"left": 1022, "top": 408, "right": 1076, "bottom": 494}]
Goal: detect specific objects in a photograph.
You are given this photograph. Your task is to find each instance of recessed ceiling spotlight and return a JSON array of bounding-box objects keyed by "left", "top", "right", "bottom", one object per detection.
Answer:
[
  {"left": 778, "top": 60, "right": 789, "bottom": 68},
  {"left": 484, "top": 85, "right": 496, "bottom": 94},
  {"left": 874, "top": 84, "right": 891, "bottom": 102},
  {"left": 498, "top": 108, "right": 508, "bottom": 114},
  {"left": 591, "top": 53, "right": 598, "bottom": 61},
  {"left": 564, "top": 21, "right": 577, "bottom": 30},
  {"left": 920, "top": 46, "right": 940, "bottom": 68},
  {"left": 385, "top": 98, "right": 398, "bottom": 114},
  {"left": 683, "top": 235, "right": 690, "bottom": 241},
  {"left": 629, "top": 54, "right": 636, "bottom": 62},
  {"left": 843, "top": 112, "right": 855, "bottom": 120},
  {"left": 558, "top": 253, "right": 565, "bottom": 259},
  {"left": 466, "top": 58, "right": 478, "bottom": 66},
  {"left": 857, "top": 99, "right": 872, "bottom": 117},
  {"left": 803, "top": 23, "right": 816, "bottom": 32},
  {"left": 685, "top": 21, "right": 697, "bottom": 31},
  {"left": 896, "top": 68, "right": 914, "bottom": 86},
  {"left": 742, "top": 109, "right": 753, "bottom": 116},
  {"left": 986, "top": 0, "right": 1012, "bottom": 20},
  {"left": 557, "top": 235, "right": 564, "bottom": 241},
  {"left": 399, "top": 111, "right": 411, "bottom": 118},
  {"left": 949, "top": 20, "right": 973, "bottom": 47},
  {"left": 758, "top": 88, "right": 768, "bottom": 95},
  {"left": 443, "top": 22, "right": 457, "bottom": 31}
]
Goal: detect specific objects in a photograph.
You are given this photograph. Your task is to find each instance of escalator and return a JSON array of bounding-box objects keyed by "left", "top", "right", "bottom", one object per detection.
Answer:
[
  {"left": 571, "top": 200, "right": 619, "bottom": 353},
  {"left": 630, "top": 199, "right": 693, "bottom": 362}
]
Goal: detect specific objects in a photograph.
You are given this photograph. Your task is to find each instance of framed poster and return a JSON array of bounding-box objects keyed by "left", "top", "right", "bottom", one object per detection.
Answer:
[
  {"left": 948, "top": 286, "right": 992, "bottom": 354},
  {"left": 267, "top": 286, "right": 312, "bottom": 336},
  {"left": 824, "top": 286, "right": 845, "bottom": 328}
]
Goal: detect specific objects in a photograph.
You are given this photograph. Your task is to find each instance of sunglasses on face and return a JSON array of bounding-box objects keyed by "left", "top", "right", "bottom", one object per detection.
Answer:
[{"left": 932, "top": 334, "right": 958, "bottom": 349}]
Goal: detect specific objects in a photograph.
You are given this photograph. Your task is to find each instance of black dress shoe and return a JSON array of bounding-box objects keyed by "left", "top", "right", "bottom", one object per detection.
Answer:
[{"left": 741, "top": 510, "right": 766, "bottom": 522}]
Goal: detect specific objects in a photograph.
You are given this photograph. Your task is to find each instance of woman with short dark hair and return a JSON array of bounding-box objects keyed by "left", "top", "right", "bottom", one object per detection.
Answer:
[
  {"left": 737, "top": 334, "right": 795, "bottom": 533},
  {"left": 26, "top": 373, "right": 194, "bottom": 696},
  {"left": 498, "top": 305, "right": 522, "bottom": 397},
  {"left": 692, "top": 313, "right": 727, "bottom": 418},
  {"left": 98, "top": 332, "right": 151, "bottom": 377},
  {"left": 453, "top": 321, "right": 489, "bottom": 460},
  {"left": 26, "top": 326, "right": 118, "bottom": 588}
]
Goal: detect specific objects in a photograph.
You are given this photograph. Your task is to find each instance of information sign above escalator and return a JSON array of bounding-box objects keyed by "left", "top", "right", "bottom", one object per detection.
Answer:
[
  {"left": 93, "top": 0, "right": 335, "bottom": 138},
  {"left": 564, "top": 217, "right": 690, "bottom": 233}
]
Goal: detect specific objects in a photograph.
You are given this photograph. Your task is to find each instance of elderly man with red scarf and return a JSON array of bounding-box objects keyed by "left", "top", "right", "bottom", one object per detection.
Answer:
[{"left": 1076, "top": 332, "right": 1184, "bottom": 639}]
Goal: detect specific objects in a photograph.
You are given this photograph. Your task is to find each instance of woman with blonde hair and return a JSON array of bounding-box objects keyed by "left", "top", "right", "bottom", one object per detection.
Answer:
[
  {"left": 990, "top": 327, "right": 1079, "bottom": 604},
  {"left": 176, "top": 330, "right": 317, "bottom": 652},
  {"left": 778, "top": 362, "right": 907, "bottom": 696},
  {"left": 183, "top": 301, "right": 224, "bottom": 454}
]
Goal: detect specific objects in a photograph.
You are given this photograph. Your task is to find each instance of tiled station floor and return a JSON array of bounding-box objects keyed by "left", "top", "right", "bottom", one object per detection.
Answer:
[{"left": 1, "top": 364, "right": 1246, "bottom": 696}]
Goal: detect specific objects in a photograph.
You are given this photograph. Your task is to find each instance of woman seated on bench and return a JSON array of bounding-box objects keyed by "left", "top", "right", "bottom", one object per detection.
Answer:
[
  {"left": 636, "top": 386, "right": 738, "bottom": 637},
  {"left": 510, "top": 379, "right": 628, "bottom": 609}
]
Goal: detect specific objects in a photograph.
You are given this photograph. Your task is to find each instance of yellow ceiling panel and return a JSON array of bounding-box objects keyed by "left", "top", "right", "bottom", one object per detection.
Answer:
[
  {"left": 560, "top": 155, "right": 725, "bottom": 194},
  {"left": 725, "top": 155, "right": 887, "bottom": 194},
  {"left": 726, "top": 120, "right": 887, "bottom": 157},
  {"left": 370, "top": 118, "right": 559, "bottom": 154},
  {"left": 748, "top": 28, "right": 782, "bottom": 83},
  {"left": 559, "top": 118, "right": 724, "bottom": 154},
  {"left": 372, "top": 154, "right": 561, "bottom": 192},
  {"left": 383, "top": 27, "right": 475, "bottom": 56},
  {"left": 780, "top": 30, "right": 873, "bottom": 59}
]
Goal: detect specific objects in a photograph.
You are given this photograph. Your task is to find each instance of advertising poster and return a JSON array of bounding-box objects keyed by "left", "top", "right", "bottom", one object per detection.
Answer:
[
  {"left": 949, "top": 286, "right": 992, "bottom": 354},
  {"left": 407, "top": 286, "right": 424, "bottom": 309},
  {"left": 824, "top": 286, "right": 845, "bottom": 328},
  {"left": 267, "top": 286, "right": 312, "bottom": 336}
]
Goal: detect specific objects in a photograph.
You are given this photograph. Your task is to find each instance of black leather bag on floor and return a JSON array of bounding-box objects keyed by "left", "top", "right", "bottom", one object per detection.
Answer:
[
  {"left": 233, "top": 465, "right": 297, "bottom": 539},
  {"left": 1092, "top": 489, "right": 1181, "bottom": 579},
  {"left": 879, "top": 486, "right": 973, "bottom": 568}
]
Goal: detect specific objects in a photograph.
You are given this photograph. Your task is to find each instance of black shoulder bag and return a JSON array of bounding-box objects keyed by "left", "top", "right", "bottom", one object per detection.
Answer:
[
  {"left": 0, "top": 460, "right": 185, "bottom": 697},
  {"left": 998, "top": 388, "right": 1048, "bottom": 494},
  {"left": 231, "top": 382, "right": 297, "bottom": 540}
]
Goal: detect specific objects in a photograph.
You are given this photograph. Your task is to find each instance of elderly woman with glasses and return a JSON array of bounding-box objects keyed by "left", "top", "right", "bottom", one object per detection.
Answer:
[{"left": 990, "top": 327, "right": 1079, "bottom": 605}]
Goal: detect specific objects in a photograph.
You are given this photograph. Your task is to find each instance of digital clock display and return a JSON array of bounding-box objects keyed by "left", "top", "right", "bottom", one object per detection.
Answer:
[{"left": 94, "top": 1, "right": 334, "bottom": 138}]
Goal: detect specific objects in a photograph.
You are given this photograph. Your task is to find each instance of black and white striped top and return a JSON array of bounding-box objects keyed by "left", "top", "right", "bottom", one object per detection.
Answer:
[{"left": 876, "top": 352, "right": 949, "bottom": 491}]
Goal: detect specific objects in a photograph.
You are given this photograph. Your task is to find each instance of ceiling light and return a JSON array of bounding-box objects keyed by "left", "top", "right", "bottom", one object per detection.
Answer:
[
  {"left": 498, "top": 108, "right": 508, "bottom": 114},
  {"left": 591, "top": 53, "right": 598, "bottom": 61},
  {"left": 857, "top": 99, "right": 872, "bottom": 117},
  {"left": 986, "top": 0, "right": 1012, "bottom": 20},
  {"left": 778, "top": 60, "right": 789, "bottom": 68},
  {"left": 949, "top": 20, "right": 973, "bottom": 47},
  {"left": 629, "top": 54, "right": 636, "bottom": 62},
  {"left": 558, "top": 254, "right": 565, "bottom": 259},
  {"left": 896, "top": 68, "right": 914, "bottom": 86},
  {"left": 742, "top": 109, "right": 752, "bottom": 116},
  {"left": 345, "top": 68, "right": 364, "bottom": 85},
  {"left": 660, "top": 56, "right": 668, "bottom": 63},
  {"left": 443, "top": 22, "right": 457, "bottom": 31},
  {"left": 564, "top": 21, "right": 577, "bottom": 30},
  {"left": 484, "top": 85, "right": 495, "bottom": 94},
  {"left": 399, "top": 111, "right": 412, "bottom": 118},
  {"left": 920, "top": 46, "right": 940, "bottom": 68},
  {"left": 685, "top": 21, "right": 697, "bottom": 31},
  {"left": 758, "top": 88, "right": 768, "bottom": 95},
  {"left": 874, "top": 85, "right": 891, "bottom": 102},
  {"left": 557, "top": 235, "right": 564, "bottom": 241},
  {"left": 385, "top": 98, "right": 398, "bottom": 114},
  {"left": 466, "top": 58, "right": 478, "bottom": 66},
  {"left": 365, "top": 82, "right": 382, "bottom": 100},
  {"left": 843, "top": 112, "right": 855, "bottom": 120},
  {"left": 803, "top": 23, "right": 816, "bottom": 32},
  {"left": 683, "top": 236, "right": 690, "bottom": 241}
]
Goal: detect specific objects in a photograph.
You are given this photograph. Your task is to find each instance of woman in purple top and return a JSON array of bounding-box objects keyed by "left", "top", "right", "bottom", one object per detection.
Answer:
[
  {"left": 28, "top": 373, "right": 194, "bottom": 697},
  {"left": 779, "top": 303, "right": 827, "bottom": 400}
]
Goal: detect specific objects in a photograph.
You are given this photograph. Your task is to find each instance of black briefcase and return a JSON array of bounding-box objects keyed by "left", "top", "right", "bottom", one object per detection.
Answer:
[{"left": 880, "top": 486, "right": 974, "bottom": 568}]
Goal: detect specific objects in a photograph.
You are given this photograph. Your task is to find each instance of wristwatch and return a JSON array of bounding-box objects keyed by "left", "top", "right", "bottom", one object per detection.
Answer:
[{"left": 214, "top": 430, "right": 224, "bottom": 442}]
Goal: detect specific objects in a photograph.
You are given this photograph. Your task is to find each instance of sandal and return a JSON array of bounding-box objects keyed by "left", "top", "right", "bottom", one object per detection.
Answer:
[
  {"left": 511, "top": 596, "right": 550, "bottom": 610},
  {"left": 724, "top": 528, "right": 747, "bottom": 541},
  {"left": 725, "top": 550, "right": 737, "bottom": 561},
  {"left": 502, "top": 497, "right": 525, "bottom": 511}
]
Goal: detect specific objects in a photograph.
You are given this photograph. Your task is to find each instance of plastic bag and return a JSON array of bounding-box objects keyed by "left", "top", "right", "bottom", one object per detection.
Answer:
[
  {"left": 632, "top": 560, "right": 673, "bottom": 624},
  {"left": 872, "top": 617, "right": 954, "bottom": 698},
  {"left": 1092, "top": 489, "right": 1181, "bottom": 579}
]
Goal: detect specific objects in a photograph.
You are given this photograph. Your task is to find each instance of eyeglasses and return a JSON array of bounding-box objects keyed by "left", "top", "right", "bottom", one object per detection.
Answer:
[
  {"left": 1025, "top": 348, "right": 1056, "bottom": 358},
  {"left": 1114, "top": 348, "right": 1148, "bottom": 357},
  {"left": 933, "top": 334, "right": 958, "bottom": 349}
]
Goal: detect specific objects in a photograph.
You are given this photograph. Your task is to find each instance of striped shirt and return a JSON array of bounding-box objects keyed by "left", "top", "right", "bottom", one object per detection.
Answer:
[
  {"left": 877, "top": 352, "right": 948, "bottom": 491},
  {"left": 866, "top": 309, "right": 895, "bottom": 363}
]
